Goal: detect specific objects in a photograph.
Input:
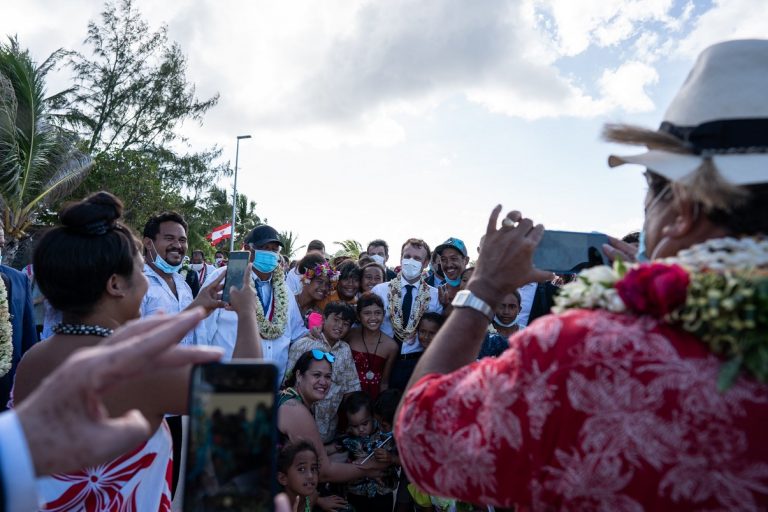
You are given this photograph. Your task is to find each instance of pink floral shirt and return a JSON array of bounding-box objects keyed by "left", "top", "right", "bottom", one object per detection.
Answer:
[{"left": 396, "top": 310, "right": 768, "bottom": 511}]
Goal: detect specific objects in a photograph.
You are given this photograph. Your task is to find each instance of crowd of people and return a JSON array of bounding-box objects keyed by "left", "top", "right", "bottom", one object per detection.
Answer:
[{"left": 0, "top": 38, "right": 766, "bottom": 511}]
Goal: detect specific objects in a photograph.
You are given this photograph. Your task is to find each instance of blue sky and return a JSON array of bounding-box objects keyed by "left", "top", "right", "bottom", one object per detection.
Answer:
[{"left": 3, "top": 0, "right": 765, "bottom": 259}]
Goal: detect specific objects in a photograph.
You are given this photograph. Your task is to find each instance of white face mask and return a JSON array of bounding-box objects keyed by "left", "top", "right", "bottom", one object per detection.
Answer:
[
  {"left": 190, "top": 263, "right": 204, "bottom": 271},
  {"left": 493, "top": 315, "right": 519, "bottom": 328},
  {"left": 370, "top": 254, "right": 386, "bottom": 266},
  {"left": 401, "top": 258, "right": 423, "bottom": 280}
]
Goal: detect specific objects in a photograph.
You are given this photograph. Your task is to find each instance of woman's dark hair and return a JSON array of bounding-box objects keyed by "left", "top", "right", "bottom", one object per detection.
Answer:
[
  {"left": 336, "top": 260, "right": 361, "bottom": 281},
  {"left": 34, "top": 192, "right": 140, "bottom": 316},
  {"left": 322, "top": 301, "right": 356, "bottom": 323},
  {"left": 360, "top": 262, "right": 385, "bottom": 279},
  {"left": 461, "top": 267, "right": 475, "bottom": 279},
  {"left": 284, "top": 350, "right": 331, "bottom": 388},
  {"left": 343, "top": 391, "right": 372, "bottom": 418},
  {"left": 419, "top": 312, "right": 445, "bottom": 328},
  {"left": 374, "top": 389, "right": 402, "bottom": 424},
  {"left": 142, "top": 211, "right": 188, "bottom": 240},
  {"left": 357, "top": 292, "right": 384, "bottom": 315},
  {"left": 297, "top": 253, "right": 327, "bottom": 275},
  {"left": 277, "top": 441, "right": 317, "bottom": 474}
]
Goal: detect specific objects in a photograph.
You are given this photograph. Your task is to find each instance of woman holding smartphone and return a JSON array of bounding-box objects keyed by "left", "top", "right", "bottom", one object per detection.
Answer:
[{"left": 12, "top": 192, "right": 262, "bottom": 511}]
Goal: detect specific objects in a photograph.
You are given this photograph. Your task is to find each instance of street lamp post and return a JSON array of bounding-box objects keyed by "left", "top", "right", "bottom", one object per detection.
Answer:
[{"left": 230, "top": 134, "right": 252, "bottom": 252}]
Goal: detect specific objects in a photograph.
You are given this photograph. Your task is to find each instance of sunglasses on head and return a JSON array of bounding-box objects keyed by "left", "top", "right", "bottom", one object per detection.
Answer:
[{"left": 310, "top": 349, "right": 335, "bottom": 363}]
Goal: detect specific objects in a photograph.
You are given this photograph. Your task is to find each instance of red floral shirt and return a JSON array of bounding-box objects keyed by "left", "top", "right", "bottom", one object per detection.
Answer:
[{"left": 396, "top": 310, "right": 768, "bottom": 511}]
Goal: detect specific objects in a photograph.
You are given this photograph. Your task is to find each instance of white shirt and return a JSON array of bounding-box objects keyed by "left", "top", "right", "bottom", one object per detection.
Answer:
[
  {"left": 0, "top": 411, "right": 38, "bottom": 511},
  {"left": 372, "top": 277, "right": 443, "bottom": 355},
  {"left": 194, "top": 264, "right": 217, "bottom": 286},
  {"left": 195, "top": 267, "right": 308, "bottom": 383},
  {"left": 285, "top": 267, "right": 303, "bottom": 295},
  {"left": 516, "top": 282, "right": 538, "bottom": 329},
  {"left": 140, "top": 264, "right": 195, "bottom": 345}
]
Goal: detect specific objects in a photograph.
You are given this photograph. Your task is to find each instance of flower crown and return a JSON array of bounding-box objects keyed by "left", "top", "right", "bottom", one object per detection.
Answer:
[{"left": 302, "top": 262, "right": 339, "bottom": 284}]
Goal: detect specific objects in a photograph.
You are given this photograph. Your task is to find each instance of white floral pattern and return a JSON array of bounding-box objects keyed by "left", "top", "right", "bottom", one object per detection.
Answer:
[{"left": 395, "top": 309, "right": 768, "bottom": 510}]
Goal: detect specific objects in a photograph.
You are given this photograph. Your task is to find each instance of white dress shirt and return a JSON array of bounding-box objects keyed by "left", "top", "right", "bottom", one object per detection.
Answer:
[
  {"left": 196, "top": 264, "right": 217, "bottom": 286},
  {"left": 285, "top": 267, "right": 303, "bottom": 295},
  {"left": 516, "top": 282, "right": 538, "bottom": 328},
  {"left": 195, "top": 267, "right": 308, "bottom": 383},
  {"left": 0, "top": 411, "right": 38, "bottom": 511},
  {"left": 372, "top": 277, "right": 443, "bottom": 355},
  {"left": 140, "top": 264, "right": 196, "bottom": 345}
]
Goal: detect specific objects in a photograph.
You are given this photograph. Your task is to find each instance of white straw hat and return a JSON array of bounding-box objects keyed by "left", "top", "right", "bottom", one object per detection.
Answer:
[{"left": 608, "top": 39, "right": 768, "bottom": 185}]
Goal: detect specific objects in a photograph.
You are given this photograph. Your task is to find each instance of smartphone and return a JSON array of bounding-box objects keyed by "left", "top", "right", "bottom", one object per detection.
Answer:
[
  {"left": 533, "top": 230, "right": 610, "bottom": 274},
  {"left": 222, "top": 251, "right": 250, "bottom": 303},
  {"left": 184, "top": 362, "right": 279, "bottom": 512}
]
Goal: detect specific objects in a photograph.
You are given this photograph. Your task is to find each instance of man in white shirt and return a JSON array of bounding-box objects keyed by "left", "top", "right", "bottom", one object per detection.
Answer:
[
  {"left": 140, "top": 212, "right": 197, "bottom": 345},
  {"left": 371, "top": 238, "right": 443, "bottom": 391},
  {"left": 190, "top": 250, "right": 216, "bottom": 287},
  {"left": 198, "top": 225, "right": 308, "bottom": 383}
]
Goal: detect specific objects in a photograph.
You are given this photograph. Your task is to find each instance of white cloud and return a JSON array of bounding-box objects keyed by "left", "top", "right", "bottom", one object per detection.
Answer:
[
  {"left": 598, "top": 61, "right": 659, "bottom": 112},
  {"left": 674, "top": 0, "right": 768, "bottom": 58}
]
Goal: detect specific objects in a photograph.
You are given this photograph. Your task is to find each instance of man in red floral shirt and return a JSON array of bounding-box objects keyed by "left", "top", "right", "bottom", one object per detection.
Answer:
[{"left": 396, "top": 39, "right": 768, "bottom": 511}]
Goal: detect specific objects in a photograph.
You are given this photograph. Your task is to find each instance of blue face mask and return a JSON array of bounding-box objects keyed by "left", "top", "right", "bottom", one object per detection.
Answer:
[
  {"left": 636, "top": 230, "right": 649, "bottom": 262},
  {"left": 149, "top": 241, "right": 182, "bottom": 274},
  {"left": 252, "top": 250, "right": 279, "bottom": 273},
  {"left": 444, "top": 275, "right": 461, "bottom": 287}
]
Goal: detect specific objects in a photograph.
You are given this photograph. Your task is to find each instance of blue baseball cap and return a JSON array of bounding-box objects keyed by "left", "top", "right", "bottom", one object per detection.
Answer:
[{"left": 435, "top": 237, "right": 467, "bottom": 257}]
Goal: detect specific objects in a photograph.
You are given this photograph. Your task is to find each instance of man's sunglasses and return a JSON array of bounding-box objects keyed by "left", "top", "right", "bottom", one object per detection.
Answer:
[{"left": 310, "top": 349, "right": 335, "bottom": 363}]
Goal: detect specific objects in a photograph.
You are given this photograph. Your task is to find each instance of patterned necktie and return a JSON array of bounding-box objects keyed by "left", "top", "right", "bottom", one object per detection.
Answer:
[{"left": 402, "top": 284, "right": 414, "bottom": 326}]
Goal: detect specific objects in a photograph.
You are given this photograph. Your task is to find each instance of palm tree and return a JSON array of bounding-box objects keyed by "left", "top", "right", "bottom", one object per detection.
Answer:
[
  {"left": 278, "top": 231, "right": 304, "bottom": 259},
  {"left": 0, "top": 38, "right": 92, "bottom": 264},
  {"left": 333, "top": 239, "right": 363, "bottom": 258}
]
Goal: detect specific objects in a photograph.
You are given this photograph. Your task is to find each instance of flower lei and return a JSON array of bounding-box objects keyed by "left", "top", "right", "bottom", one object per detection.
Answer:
[
  {"left": 0, "top": 278, "right": 12, "bottom": 378},
  {"left": 256, "top": 266, "right": 289, "bottom": 340},
  {"left": 388, "top": 275, "right": 431, "bottom": 340},
  {"left": 302, "top": 262, "right": 339, "bottom": 285},
  {"left": 553, "top": 237, "right": 768, "bottom": 390}
]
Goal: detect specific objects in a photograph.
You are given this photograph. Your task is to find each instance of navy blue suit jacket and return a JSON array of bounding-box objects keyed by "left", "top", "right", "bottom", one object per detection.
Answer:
[{"left": 0, "top": 265, "right": 38, "bottom": 410}]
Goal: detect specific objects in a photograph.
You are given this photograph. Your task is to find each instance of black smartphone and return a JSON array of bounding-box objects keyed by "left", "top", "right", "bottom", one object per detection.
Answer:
[
  {"left": 222, "top": 251, "right": 250, "bottom": 303},
  {"left": 184, "top": 361, "right": 279, "bottom": 512},
  {"left": 533, "top": 230, "right": 610, "bottom": 274}
]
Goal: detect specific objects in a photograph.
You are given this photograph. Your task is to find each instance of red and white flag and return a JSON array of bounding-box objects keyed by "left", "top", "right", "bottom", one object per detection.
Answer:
[{"left": 206, "top": 223, "right": 233, "bottom": 246}]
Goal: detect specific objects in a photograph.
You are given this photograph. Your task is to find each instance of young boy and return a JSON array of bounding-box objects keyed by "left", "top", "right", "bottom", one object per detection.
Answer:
[
  {"left": 417, "top": 312, "right": 445, "bottom": 350},
  {"left": 284, "top": 302, "right": 361, "bottom": 443},
  {"left": 341, "top": 392, "right": 398, "bottom": 512},
  {"left": 277, "top": 441, "right": 319, "bottom": 512}
]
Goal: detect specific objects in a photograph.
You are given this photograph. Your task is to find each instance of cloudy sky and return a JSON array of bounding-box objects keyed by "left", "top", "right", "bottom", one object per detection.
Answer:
[{"left": 3, "top": 0, "right": 766, "bottom": 258}]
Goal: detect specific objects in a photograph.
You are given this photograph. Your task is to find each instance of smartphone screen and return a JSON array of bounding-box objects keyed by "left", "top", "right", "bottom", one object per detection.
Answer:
[
  {"left": 222, "top": 251, "right": 251, "bottom": 303},
  {"left": 533, "top": 230, "right": 610, "bottom": 274},
  {"left": 184, "top": 362, "right": 278, "bottom": 512}
]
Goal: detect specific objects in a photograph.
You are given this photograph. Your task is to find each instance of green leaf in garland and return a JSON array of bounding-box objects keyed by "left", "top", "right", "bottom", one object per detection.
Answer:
[{"left": 717, "top": 355, "right": 743, "bottom": 392}]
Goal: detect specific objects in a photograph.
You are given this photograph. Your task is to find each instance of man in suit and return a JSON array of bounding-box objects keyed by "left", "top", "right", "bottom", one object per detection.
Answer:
[{"left": 0, "top": 225, "right": 38, "bottom": 412}]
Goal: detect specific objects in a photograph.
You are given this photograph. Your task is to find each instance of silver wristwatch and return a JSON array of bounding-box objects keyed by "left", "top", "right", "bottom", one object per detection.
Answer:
[{"left": 451, "top": 290, "right": 493, "bottom": 321}]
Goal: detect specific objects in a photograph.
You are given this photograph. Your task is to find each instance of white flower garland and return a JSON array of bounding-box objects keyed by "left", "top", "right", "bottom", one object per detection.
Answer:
[
  {"left": 553, "top": 237, "right": 768, "bottom": 314},
  {"left": 256, "top": 266, "right": 289, "bottom": 340},
  {"left": 0, "top": 278, "right": 13, "bottom": 378},
  {"left": 388, "top": 274, "right": 431, "bottom": 340}
]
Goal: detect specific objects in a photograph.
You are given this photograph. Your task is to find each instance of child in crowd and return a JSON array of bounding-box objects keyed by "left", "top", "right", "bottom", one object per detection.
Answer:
[
  {"left": 417, "top": 312, "right": 445, "bottom": 350},
  {"left": 277, "top": 441, "right": 320, "bottom": 512},
  {"left": 346, "top": 293, "right": 399, "bottom": 400},
  {"left": 340, "top": 392, "right": 398, "bottom": 512}
]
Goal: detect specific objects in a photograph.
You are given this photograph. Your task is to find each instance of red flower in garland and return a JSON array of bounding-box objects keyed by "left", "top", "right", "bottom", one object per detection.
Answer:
[{"left": 616, "top": 263, "right": 690, "bottom": 317}]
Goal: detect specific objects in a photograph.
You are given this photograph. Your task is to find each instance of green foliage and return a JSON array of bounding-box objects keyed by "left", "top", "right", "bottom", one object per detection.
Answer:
[
  {"left": 333, "top": 239, "right": 363, "bottom": 258},
  {"left": 278, "top": 231, "right": 304, "bottom": 260},
  {"left": 0, "top": 37, "right": 92, "bottom": 264}
]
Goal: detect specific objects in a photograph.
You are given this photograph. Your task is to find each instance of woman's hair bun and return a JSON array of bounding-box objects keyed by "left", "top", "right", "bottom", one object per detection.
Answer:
[{"left": 59, "top": 191, "right": 124, "bottom": 236}]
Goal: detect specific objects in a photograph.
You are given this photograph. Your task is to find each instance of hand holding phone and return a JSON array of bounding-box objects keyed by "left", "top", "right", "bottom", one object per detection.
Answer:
[
  {"left": 184, "top": 362, "right": 279, "bottom": 512},
  {"left": 532, "top": 230, "right": 610, "bottom": 274},
  {"left": 222, "top": 251, "right": 251, "bottom": 304}
]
